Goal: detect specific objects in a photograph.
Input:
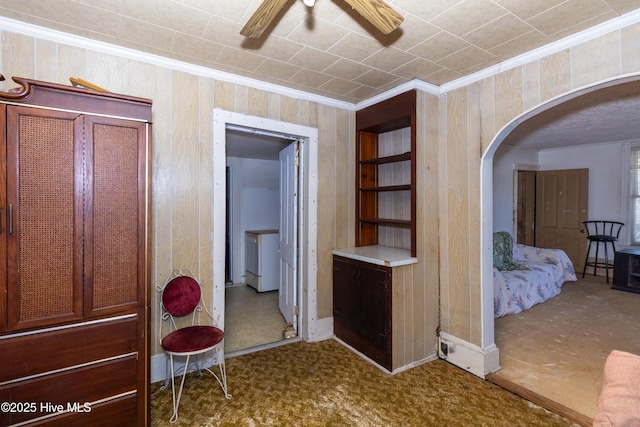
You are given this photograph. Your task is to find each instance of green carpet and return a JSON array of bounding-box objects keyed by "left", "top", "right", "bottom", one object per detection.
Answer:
[{"left": 151, "top": 339, "right": 577, "bottom": 426}]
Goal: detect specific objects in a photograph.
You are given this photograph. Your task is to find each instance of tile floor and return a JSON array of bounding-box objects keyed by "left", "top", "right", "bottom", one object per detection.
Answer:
[
  {"left": 493, "top": 274, "right": 640, "bottom": 420},
  {"left": 224, "top": 285, "right": 289, "bottom": 353}
]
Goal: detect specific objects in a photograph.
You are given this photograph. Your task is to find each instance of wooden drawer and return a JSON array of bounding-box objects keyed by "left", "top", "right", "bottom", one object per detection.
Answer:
[
  {"left": 0, "top": 314, "right": 138, "bottom": 383},
  {"left": 28, "top": 394, "right": 138, "bottom": 427},
  {"left": 1, "top": 355, "right": 137, "bottom": 425}
]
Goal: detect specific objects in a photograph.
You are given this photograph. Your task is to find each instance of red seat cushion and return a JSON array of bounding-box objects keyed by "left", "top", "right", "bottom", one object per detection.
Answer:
[{"left": 161, "top": 326, "right": 224, "bottom": 354}]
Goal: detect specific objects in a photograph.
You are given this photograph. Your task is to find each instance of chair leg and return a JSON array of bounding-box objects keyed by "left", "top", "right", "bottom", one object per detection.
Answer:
[
  {"left": 594, "top": 241, "right": 601, "bottom": 278},
  {"left": 604, "top": 242, "right": 610, "bottom": 283},
  {"left": 169, "top": 354, "right": 191, "bottom": 424},
  {"left": 582, "top": 241, "right": 592, "bottom": 278},
  {"left": 204, "top": 346, "right": 232, "bottom": 399}
]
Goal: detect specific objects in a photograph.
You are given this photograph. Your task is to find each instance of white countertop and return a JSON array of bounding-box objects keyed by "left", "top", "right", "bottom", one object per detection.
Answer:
[{"left": 332, "top": 245, "right": 418, "bottom": 267}]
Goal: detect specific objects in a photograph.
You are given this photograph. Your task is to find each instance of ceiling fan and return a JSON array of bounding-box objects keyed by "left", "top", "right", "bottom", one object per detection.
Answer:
[{"left": 241, "top": 0, "right": 404, "bottom": 38}]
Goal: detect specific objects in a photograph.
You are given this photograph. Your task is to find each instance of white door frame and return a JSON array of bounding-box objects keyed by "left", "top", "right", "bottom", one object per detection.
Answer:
[{"left": 212, "top": 109, "right": 320, "bottom": 342}]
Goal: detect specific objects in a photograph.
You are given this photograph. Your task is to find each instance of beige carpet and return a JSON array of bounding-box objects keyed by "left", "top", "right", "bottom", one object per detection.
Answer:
[
  {"left": 493, "top": 275, "right": 640, "bottom": 422},
  {"left": 151, "top": 339, "right": 577, "bottom": 426}
]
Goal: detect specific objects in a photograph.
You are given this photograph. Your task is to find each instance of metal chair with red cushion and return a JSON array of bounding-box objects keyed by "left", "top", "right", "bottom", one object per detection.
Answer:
[{"left": 158, "top": 269, "right": 231, "bottom": 423}]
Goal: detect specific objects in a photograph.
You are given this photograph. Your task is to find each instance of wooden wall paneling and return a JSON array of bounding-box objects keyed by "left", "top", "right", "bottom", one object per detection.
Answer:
[
  {"left": 280, "top": 95, "right": 299, "bottom": 124},
  {"left": 622, "top": 23, "right": 640, "bottom": 73},
  {"left": 171, "top": 72, "right": 200, "bottom": 272},
  {"left": 1, "top": 33, "right": 34, "bottom": 91},
  {"left": 478, "top": 77, "right": 496, "bottom": 155},
  {"left": 466, "top": 86, "right": 483, "bottom": 345},
  {"left": 494, "top": 67, "right": 523, "bottom": 132},
  {"left": 423, "top": 91, "right": 440, "bottom": 356},
  {"left": 35, "top": 39, "right": 58, "bottom": 84},
  {"left": 446, "top": 87, "right": 471, "bottom": 339},
  {"left": 317, "top": 104, "right": 338, "bottom": 318},
  {"left": 56, "top": 44, "right": 87, "bottom": 89},
  {"left": 235, "top": 85, "right": 248, "bottom": 114},
  {"left": 268, "top": 92, "right": 280, "bottom": 120},
  {"left": 151, "top": 67, "right": 173, "bottom": 354},
  {"left": 335, "top": 108, "right": 352, "bottom": 250},
  {"left": 571, "top": 32, "right": 621, "bottom": 89},
  {"left": 299, "top": 99, "right": 311, "bottom": 127},
  {"left": 308, "top": 101, "right": 319, "bottom": 129},
  {"left": 437, "top": 93, "right": 451, "bottom": 333},
  {"left": 247, "top": 87, "right": 269, "bottom": 118},
  {"left": 198, "top": 77, "right": 216, "bottom": 317},
  {"left": 214, "top": 80, "right": 236, "bottom": 110},
  {"left": 522, "top": 61, "right": 541, "bottom": 112},
  {"left": 86, "top": 51, "right": 129, "bottom": 94},
  {"left": 415, "top": 91, "right": 428, "bottom": 356},
  {"left": 127, "top": 61, "right": 158, "bottom": 102},
  {"left": 539, "top": 50, "right": 571, "bottom": 103}
]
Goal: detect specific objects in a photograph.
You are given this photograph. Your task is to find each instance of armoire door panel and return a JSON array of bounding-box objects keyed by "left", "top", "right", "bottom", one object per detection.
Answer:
[
  {"left": 83, "top": 116, "right": 148, "bottom": 317},
  {"left": 0, "top": 104, "right": 6, "bottom": 332},
  {"left": 5, "top": 106, "right": 84, "bottom": 331}
]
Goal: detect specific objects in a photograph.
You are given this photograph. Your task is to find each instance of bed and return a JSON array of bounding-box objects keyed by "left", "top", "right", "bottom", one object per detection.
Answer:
[{"left": 493, "top": 231, "right": 577, "bottom": 318}]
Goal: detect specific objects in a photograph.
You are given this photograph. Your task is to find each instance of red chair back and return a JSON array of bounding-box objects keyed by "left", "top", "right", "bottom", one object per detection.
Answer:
[{"left": 162, "top": 275, "right": 202, "bottom": 317}]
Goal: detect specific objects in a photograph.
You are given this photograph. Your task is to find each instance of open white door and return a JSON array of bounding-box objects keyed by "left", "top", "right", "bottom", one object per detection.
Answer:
[{"left": 279, "top": 141, "right": 298, "bottom": 332}]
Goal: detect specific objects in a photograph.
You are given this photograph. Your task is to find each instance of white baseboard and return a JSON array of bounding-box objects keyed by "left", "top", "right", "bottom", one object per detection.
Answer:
[
  {"left": 438, "top": 332, "right": 500, "bottom": 378},
  {"left": 306, "top": 316, "right": 334, "bottom": 342}
]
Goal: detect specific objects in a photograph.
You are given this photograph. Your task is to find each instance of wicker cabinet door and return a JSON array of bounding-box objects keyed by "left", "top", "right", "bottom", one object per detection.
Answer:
[
  {"left": 5, "top": 106, "right": 84, "bottom": 331},
  {"left": 83, "top": 115, "right": 148, "bottom": 317}
]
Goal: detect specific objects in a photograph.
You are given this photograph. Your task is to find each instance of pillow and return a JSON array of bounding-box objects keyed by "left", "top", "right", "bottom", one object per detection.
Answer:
[
  {"left": 593, "top": 350, "right": 640, "bottom": 426},
  {"left": 492, "top": 231, "right": 528, "bottom": 271}
]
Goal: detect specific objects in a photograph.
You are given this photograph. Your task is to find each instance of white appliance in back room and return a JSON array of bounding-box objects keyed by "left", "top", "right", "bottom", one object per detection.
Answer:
[{"left": 245, "top": 230, "right": 279, "bottom": 292}]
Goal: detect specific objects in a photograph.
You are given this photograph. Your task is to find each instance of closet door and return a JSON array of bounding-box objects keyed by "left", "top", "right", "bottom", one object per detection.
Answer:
[
  {"left": 83, "top": 115, "right": 149, "bottom": 317},
  {"left": 5, "top": 106, "right": 84, "bottom": 331}
]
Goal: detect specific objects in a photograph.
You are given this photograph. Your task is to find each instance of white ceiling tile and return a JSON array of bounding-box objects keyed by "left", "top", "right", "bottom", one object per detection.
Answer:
[
  {"left": 328, "top": 32, "right": 384, "bottom": 62},
  {"left": 429, "top": 0, "right": 508, "bottom": 37},
  {"left": 0, "top": 0, "right": 639, "bottom": 102},
  {"left": 409, "top": 31, "right": 470, "bottom": 62},
  {"left": 363, "top": 47, "right": 416, "bottom": 72}
]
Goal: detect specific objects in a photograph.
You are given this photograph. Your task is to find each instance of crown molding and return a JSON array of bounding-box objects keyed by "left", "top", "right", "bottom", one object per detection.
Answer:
[
  {"left": 0, "top": 16, "right": 355, "bottom": 111},
  {"left": 2, "top": 8, "right": 640, "bottom": 112},
  {"left": 440, "top": 8, "right": 640, "bottom": 93}
]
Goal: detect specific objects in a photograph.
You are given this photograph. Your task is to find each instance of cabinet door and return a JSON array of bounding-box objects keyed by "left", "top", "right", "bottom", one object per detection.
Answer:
[
  {"left": 83, "top": 115, "right": 149, "bottom": 317},
  {"left": 5, "top": 106, "right": 84, "bottom": 331},
  {"left": 333, "top": 256, "right": 391, "bottom": 368}
]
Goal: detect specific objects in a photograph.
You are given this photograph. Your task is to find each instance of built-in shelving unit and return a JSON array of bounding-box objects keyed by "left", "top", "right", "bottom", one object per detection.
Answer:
[{"left": 355, "top": 90, "right": 417, "bottom": 257}]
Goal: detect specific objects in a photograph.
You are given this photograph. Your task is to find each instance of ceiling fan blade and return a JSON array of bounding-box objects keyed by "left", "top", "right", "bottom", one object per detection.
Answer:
[
  {"left": 342, "top": 0, "right": 404, "bottom": 34},
  {"left": 241, "top": 0, "right": 291, "bottom": 38}
]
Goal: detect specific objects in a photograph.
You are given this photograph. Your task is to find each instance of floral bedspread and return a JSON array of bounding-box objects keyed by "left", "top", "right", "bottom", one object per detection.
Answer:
[{"left": 493, "top": 244, "right": 577, "bottom": 318}]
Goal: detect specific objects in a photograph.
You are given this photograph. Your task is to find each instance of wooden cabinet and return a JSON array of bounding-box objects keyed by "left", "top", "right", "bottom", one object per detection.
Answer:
[
  {"left": 355, "top": 90, "right": 416, "bottom": 257},
  {"left": 0, "top": 77, "right": 151, "bottom": 426},
  {"left": 333, "top": 255, "right": 392, "bottom": 369},
  {"left": 613, "top": 248, "right": 640, "bottom": 294}
]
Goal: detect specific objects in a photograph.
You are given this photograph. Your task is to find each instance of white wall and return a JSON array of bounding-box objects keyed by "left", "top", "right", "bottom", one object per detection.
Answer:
[
  {"left": 227, "top": 157, "right": 280, "bottom": 285},
  {"left": 493, "top": 141, "right": 635, "bottom": 246}
]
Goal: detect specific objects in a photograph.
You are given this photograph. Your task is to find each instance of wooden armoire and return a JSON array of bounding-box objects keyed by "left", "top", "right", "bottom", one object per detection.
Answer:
[{"left": 0, "top": 77, "right": 151, "bottom": 426}]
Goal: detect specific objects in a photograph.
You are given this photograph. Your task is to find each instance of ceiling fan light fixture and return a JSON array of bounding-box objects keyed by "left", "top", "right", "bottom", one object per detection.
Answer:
[{"left": 302, "top": 0, "right": 315, "bottom": 6}]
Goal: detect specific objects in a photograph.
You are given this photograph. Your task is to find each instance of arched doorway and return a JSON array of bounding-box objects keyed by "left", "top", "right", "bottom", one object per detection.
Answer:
[{"left": 481, "top": 74, "right": 640, "bottom": 418}]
